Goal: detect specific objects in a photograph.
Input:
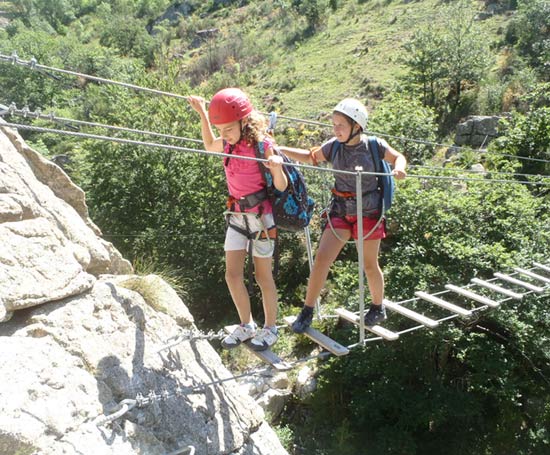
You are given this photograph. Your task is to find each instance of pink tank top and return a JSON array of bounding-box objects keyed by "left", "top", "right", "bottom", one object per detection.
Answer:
[{"left": 224, "top": 137, "right": 274, "bottom": 214}]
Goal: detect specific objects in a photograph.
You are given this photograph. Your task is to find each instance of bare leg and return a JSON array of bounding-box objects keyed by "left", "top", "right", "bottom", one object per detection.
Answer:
[
  {"left": 361, "top": 238, "right": 384, "bottom": 305},
  {"left": 304, "top": 228, "right": 350, "bottom": 307},
  {"left": 225, "top": 249, "right": 253, "bottom": 325},
  {"left": 253, "top": 256, "right": 278, "bottom": 327}
]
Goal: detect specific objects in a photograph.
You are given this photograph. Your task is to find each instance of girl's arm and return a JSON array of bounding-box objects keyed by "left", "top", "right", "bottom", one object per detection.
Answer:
[
  {"left": 384, "top": 144, "right": 407, "bottom": 180},
  {"left": 187, "top": 96, "right": 224, "bottom": 152},
  {"left": 264, "top": 146, "right": 288, "bottom": 192},
  {"left": 277, "top": 145, "right": 326, "bottom": 166}
]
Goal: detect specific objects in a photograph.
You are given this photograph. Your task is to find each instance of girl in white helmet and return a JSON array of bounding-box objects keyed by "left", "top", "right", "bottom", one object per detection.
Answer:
[{"left": 278, "top": 98, "right": 407, "bottom": 332}]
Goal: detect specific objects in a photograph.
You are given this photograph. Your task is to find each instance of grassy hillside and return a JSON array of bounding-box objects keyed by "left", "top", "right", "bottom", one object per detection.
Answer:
[{"left": 170, "top": 0, "right": 512, "bottom": 122}]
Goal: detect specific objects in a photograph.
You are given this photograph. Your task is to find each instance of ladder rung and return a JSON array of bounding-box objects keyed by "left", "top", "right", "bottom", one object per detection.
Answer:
[
  {"left": 382, "top": 300, "right": 439, "bottom": 328},
  {"left": 414, "top": 291, "right": 472, "bottom": 316},
  {"left": 471, "top": 278, "right": 524, "bottom": 299},
  {"left": 445, "top": 284, "right": 500, "bottom": 308},
  {"left": 533, "top": 262, "right": 550, "bottom": 274},
  {"left": 494, "top": 273, "right": 544, "bottom": 293},
  {"left": 515, "top": 267, "right": 550, "bottom": 284},
  {"left": 224, "top": 325, "right": 292, "bottom": 370},
  {"left": 334, "top": 308, "right": 399, "bottom": 341},
  {"left": 283, "top": 316, "right": 350, "bottom": 356}
]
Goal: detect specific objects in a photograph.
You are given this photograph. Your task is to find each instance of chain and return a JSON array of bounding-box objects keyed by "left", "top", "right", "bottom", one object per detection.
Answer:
[{"left": 93, "top": 363, "right": 274, "bottom": 427}]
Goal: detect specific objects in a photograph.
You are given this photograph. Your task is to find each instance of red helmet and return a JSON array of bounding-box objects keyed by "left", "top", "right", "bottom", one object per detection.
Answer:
[{"left": 208, "top": 88, "right": 253, "bottom": 124}]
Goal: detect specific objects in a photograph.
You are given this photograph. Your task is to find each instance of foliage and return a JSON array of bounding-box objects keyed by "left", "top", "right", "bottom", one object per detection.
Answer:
[
  {"left": 368, "top": 92, "right": 438, "bottom": 164},
  {"left": 98, "top": 16, "right": 161, "bottom": 64},
  {"left": 2, "top": 1, "right": 550, "bottom": 454},
  {"left": 508, "top": 0, "right": 550, "bottom": 79},
  {"left": 490, "top": 103, "right": 550, "bottom": 179},
  {"left": 401, "top": 0, "right": 491, "bottom": 123},
  {"left": 302, "top": 302, "right": 550, "bottom": 454}
]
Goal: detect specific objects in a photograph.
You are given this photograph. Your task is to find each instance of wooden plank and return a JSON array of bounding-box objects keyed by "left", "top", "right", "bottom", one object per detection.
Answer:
[
  {"left": 414, "top": 291, "right": 472, "bottom": 316},
  {"left": 224, "top": 325, "right": 292, "bottom": 371},
  {"left": 334, "top": 308, "right": 399, "bottom": 341},
  {"left": 445, "top": 284, "right": 500, "bottom": 308},
  {"left": 494, "top": 272, "right": 545, "bottom": 293},
  {"left": 533, "top": 262, "right": 550, "bottom": 274},
  {"left": 514, "top": 267, "right": 550, "bottom": 285},
  {"left": 471, "top": 278, "right": 524, "bottom": 300},
  {"left": 382, "top": 300, "right": 439, "bottom": 328},
  {"left": 283, "top": 316, "right": 350, "bottom": 356}
]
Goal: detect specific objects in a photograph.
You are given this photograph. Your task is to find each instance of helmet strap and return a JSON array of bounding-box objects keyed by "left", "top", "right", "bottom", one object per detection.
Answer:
[{"left": 344, "top": 122, "right": 362, "bottom": 144}]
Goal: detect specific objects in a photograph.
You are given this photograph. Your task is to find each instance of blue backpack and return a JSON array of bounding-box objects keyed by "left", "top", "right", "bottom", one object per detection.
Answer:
[
  {"left": 256, "top": 141, "right": 315, "bottom": 232},
  {"left": 331, "top": 136, "right": 395, "bottom": 213}
]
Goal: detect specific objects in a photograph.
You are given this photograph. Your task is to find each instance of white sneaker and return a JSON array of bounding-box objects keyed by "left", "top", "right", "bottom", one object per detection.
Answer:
[
  {"left": 221, "top": 324, "right": 255, "bottom": 349},
  {"left": 249, "top": 327, "right": 278, "bottom": 351}
]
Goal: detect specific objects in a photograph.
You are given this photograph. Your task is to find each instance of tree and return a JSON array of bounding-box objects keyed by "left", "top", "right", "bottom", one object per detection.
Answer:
[
  {"left": 401, "top": 1, "right": 490, "bottom": 117},
  {"left": 440, "top": 1, "right": 491, "bottom": 108},
  {"left": 368, "top": 92, "right": 438, "bottom": 164},
  {"left": 511, "top": 0, "right": 550, "bottom": 79},
  {"left": 402, "top": 27, "right": 446, "bottom": 107},
  {"left": 489, "top": 103, "right": 550, "bottom": 183}
]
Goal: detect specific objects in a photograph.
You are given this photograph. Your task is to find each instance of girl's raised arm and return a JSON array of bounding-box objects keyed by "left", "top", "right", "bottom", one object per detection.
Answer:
[{"left": 187, "top": 95, "right": 224, "bottom": 152}]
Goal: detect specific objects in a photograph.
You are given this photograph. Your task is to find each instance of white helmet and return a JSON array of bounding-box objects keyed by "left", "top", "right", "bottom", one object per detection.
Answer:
[{"left": 333, "top": 98, "right": 368, "bottom": 131}]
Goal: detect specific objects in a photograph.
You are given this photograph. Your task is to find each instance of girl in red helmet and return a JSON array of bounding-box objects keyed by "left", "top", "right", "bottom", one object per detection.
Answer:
[
  {"left": 188, "top": 88, "right": 287, "bottom": 351},
  {"left": 278, "top": 98, "right": 407, "bottom": 333}
]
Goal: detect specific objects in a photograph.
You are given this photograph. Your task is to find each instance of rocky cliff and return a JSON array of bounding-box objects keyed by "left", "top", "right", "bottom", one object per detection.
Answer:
[{"left": 0, "top": 121, "right": 288, "bottom": 455}]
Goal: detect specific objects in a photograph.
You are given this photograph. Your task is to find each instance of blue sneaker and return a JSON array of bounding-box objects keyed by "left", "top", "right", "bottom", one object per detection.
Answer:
[
  {"left": 364, "top": 303, "right": 387, "bottom": 326},
  {"left": 292, "top": 307, "right": 314, "bottom": 333}
]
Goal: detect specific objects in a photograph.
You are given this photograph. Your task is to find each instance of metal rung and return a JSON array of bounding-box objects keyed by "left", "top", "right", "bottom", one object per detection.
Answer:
[
  {"left": 533, "top": 262, "right": 550, "bottom": 274},
  {"left": 224, "top": 325, "right": 291, "bottom": 370},
  {"left": 414, "top": 291, "right": 472, "bottom": 316},
  {"left": 334, "top": 308, "right": 399, "bottom": 341},
  {"left": 382, "top": 300, "right": 439, "bottom": 328},
  {"left": 444, "top": 284, "right": 500, "bottom": 308},
  {"left": 471, "top": 278, "right": 523, "bottom": 299},
  {"left": 494, "top": 273, "right": 544, "bottom": 293},
  {"left": 283, "top": 316, "right": 350, "bottom": 356},
  {"left": 516, "top": 267, "right": 550, "bottom": 284}
]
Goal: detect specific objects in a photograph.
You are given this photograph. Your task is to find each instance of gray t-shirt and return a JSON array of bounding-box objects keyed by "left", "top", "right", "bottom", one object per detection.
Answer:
[{"left": 321, "top": 135, "right": 389, "bottom": 216}]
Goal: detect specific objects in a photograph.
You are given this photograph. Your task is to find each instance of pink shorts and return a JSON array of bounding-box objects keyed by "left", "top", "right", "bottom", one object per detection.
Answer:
[{"left": 326, "top": 215, "right": 386, "bottom": 240}]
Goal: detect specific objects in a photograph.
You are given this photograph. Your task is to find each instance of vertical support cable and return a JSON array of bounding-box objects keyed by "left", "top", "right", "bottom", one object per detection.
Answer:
[{"left": 355, "top": 166, "right": 365, "bottom": 344}]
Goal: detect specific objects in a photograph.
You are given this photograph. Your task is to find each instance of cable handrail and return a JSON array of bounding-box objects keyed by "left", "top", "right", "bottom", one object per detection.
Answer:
[
  {"left": 2, "top": 51, "right": 549, "bottom": 165},
  {"left": 3, "top": 102, "right": 548, "bottom": 183},
  {"left": 410, "top": 164, "right": 549, "bottom": 180},
  {"left": 0, "top": 102, "right": 203, "bottom": 144},
  {"left": 2, "top": 120, "right": 549, "bottom": 186},
  {"left": 0, "top": 120, "right": 383, "bottom": 178}
]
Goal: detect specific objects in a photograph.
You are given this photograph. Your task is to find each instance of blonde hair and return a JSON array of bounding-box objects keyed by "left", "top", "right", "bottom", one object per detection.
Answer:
[{"left": 242, "top": 110, "right": 268, "bottom": 145}]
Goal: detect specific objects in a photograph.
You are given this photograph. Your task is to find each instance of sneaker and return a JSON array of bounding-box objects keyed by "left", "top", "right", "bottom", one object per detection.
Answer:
[
  {"left": 364, "top": 303, "right": 387, "bottom": 326},
  {"left": 292, "top": 306, "right": 314, "bottom": 334},
  {"left": 221, "top": 324, "right": 255, "bottom": 349},
  {"left": 249, "top": 327, "right": 278, "bottom": 351}
]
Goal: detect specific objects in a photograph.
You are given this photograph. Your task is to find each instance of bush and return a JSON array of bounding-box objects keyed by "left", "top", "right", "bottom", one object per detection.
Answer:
[{"left": 369, "top": 92, "right": 438, "bottom": 164}]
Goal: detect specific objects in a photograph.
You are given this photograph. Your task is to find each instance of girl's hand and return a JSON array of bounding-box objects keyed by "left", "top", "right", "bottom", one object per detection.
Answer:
[
  {"left": 392, "top": 169, "right": 407, "bottom": 180},
  {"left": 187, "top": 95, "right": 207, "bottom": 115},
  {"left": 265, "top": 154, "right": 284, "bottom": 170}
]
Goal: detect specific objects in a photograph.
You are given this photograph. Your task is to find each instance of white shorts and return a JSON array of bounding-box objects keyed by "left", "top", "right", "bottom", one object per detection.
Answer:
[{"left": 225, "top": 212, "right": 275, "bottom": 258}]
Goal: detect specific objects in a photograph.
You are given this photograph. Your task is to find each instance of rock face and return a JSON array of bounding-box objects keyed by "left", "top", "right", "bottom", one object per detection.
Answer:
[
  {"left": 454, "top": 115, "right": 502, "bottom": 148},
  {"left": 0, "top": 124, "right": 288, "bottom": 455}
]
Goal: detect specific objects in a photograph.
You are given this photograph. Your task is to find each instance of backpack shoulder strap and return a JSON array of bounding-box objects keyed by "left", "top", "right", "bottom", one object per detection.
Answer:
[
  {"left": 367, "top": 136, "right": 382, "bottom": 172},
  {"left": 255, "top": 140, "right": 274, "bottom": 188},
  {"left": 330, "top": 140, "right": 341, "bottom": 162}
]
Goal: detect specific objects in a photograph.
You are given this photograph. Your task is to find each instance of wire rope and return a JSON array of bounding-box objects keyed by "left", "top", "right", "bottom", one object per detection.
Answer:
[{"left": 2, "top": 52, "right": 549, "bottom": 165}]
